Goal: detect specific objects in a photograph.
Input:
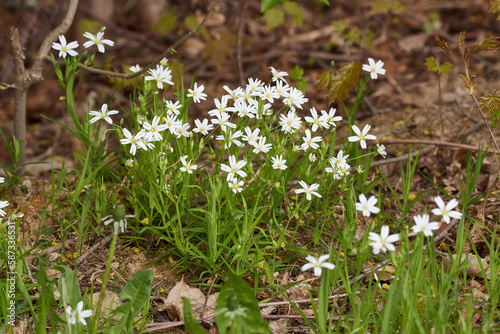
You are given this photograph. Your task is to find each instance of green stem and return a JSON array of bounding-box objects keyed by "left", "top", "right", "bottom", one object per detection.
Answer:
[{"left": 92, "top": 231, "right": 118, "bottom": 334}]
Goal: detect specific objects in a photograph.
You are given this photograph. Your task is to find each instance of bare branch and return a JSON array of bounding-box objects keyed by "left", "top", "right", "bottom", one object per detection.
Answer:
[
  {"left": 31, "top": 0, "right": 79, "bottom": 79},
  {"left": 73, "top": 0, "right": 222, "bottom": 79}
]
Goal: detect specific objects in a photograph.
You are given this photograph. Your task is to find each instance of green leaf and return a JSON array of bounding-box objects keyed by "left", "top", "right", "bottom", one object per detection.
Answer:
[
  {"left": 316, "top": 0, "right": 330, "bottom": 5},
  {"left": 480, "top": 93, "right": 500, "bottom": 118},
  {"left": 182, "top": 298, "right": 207, "bottom": 334},
  {"left": 263, "top": 7, "right": 285, "bottom": 29},
  {"left": 295, "top": 79, "right": 308, "bottom": 93},
  {"left": 424, "top": 57, "right": 452, "bottom": 76},
  {"left": 326, "top": 61, "right": 362, "bottom": 104},
  {"left": 215, "top": 274, "right": 271, "bottom": 334},
  {"left": 290, "top": 65, "right": 304, "bottom": 80},
  {"left": 331, "top": 19, "right": 348, "bottom": 34},
  {"left": 110, "top": 269, "right": 153, "bottom": 333},
  {"left": 261, "top": 0, "right": 282, "bottom": 12},
  {"left": 153, "top": 11, "right": 177, "bottom": 35},
  {"left": 202, "top": 29, "right": 236, "bottom": 69},
  {"left": 283, "top": 1, "right": 303, "bottom": 26}
]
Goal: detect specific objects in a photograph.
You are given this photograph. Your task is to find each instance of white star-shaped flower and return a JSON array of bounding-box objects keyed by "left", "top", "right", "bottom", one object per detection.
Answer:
[
  {"left": 362, "top": 58, "right": 386, "bottom": 79},
  {"left": 295, "top": 181, "right": 322, "bottom": 201},
  {"left": 432, "top": 196, "right": 462, "bottom": 224},
  {"left": 348, "top": 124, "right": 377, "bottom": 149},
  {"left": 368, "top": 226, "right": 399, "bottom": 255},
  {"left": 412, "top": 214, "right": 440, "bottom": 237},
  {"left": 301, "top": 254, "right": 335, "bottom": 277},
  {"left": 355, "top": 194, "right": 380, "bottom": 217}
]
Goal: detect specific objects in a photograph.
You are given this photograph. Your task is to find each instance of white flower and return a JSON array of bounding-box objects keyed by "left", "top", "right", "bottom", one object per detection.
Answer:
[
  {"left": 274, "top": 80, "right": 290, "bottom": 97},
  {"left": 145, "top": 65, "right": 173, "bottom": 89},
  {"left": 279, "top": 110, "right": 302, "bottom": 134},
  {"left": 211, "top": 111, "right": 236, "bottom": 132},
  {"left": 125, "top": 159, "right": 134, "bottom": 168},
  {"left": 251, "top": 136, "right": 272, "bottom": 154},
  {"left": 0, "top": 201, "right": 9, "bottom": 217},
  {"left": 321, "top": 108, "right": 342, "bottom": 127},
  {"left": 228, "top": 178, "right": 244, "bottom": 194},
  {"left": 66, "top": 301, "right": 93, "bottom": 326},
  {"left": 377, "top": 143, "right": 387, "bottom": 158},
  {"left": 187, "top": 82, "right": 207, "bottom": 103},
  {"left": 259, "top": 85, "right": 280, "bottom": 103},
  {"left": 357, "top": 165, "right": 364, "bottom": 174},
  {"left": 305, "top": 107, "right": 329, "bottom": 132},
  {"left": 0, "top": 177, "right": 5, "bottom": 183},
  {"left": 193, "top": 118, "right": 214, "bottom": 135},
  {"left": 348, "top": 124, "right": 377, "bottom": 149},
  {"left": 52, "top": 35, "right": 79, "bottom": 58},
  {"left": 165, "top": 100, "right": 182, "bottom": 116},
  {"left": 301, "top": 129, "right": 322, "bottom": 150},
  {"left": 223, "top": 85, "right": 244, "bottom": 100},
  {"left": 246, "top": 77, "right": 262, "bottom": 94},
  {"left": 89, "top": 104, "right": 119, "bottom": 124},
  {"left": 217, "top": 130, "right": 244, "bottom": 149},
  {"left": 129, "top": 64, "right": 141, "bottom": 73},
  {"left": 234, "top": 99, "right": 256, "bottom": 119},
  {"left": 172, "top": 122, "right": 190, "bottom": 138},
  {"left": 362, "top": 58, "right": 386, "bottom": 79},
  {"left": 164, "top": 115, "right": 181, "bottom": 133},
  {"left": 221, "top": 155, "right": 247, "bottom": 181},
  {"left": 283, "top": 87, "right": 308, "bottom": 111},
  {"left": 269, "top": 66, "right": 288, "bottom": 83},
  {"left": 208, "top": 96, "right": 235, "bottom": 116},
  {"left": 143, "top": 116, "right": 168, "bottom": 141},
  {"left": 83, "top": 28, "right": 114, "bottom": 53},
  {"left": 271, "top": 155, "right": 287, "bottom": 170},
  {"left": 120, "top": 129, "right": 146, "bottom": 156},
  {"left": 242, "top": 127, "right": 260, "bottom": 143},
  {"left": 355, "top": 194, "right": 380, "bottom": 217},
  {"left": 301, "top": 254, "right": 335, "bottom": 277},
  {"left": 309, "top": 154, "right": 317, "bottom": 162},
  {"left": 180, "top": 156, "right": 197, "bottom": 174},
  {"left": 295, "top": 181, "right": 322, "bottom": 201},
  {"left": 412, "top": 214, "right": 440, "bottom": 237},
  {"left": 368, "top": 226, "right": 399, "bottom": 255},
  {"left": 432, "top": 196, "right": 462, "bottom": 224}
]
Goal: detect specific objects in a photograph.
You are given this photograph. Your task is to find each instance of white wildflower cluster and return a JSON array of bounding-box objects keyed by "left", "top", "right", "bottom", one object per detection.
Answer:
[
  {"left": 354, "top": 193, "right": 463, "bottom": 255},
  {"left": 110, "top": 61, "right": 386, "bottom": 196}
]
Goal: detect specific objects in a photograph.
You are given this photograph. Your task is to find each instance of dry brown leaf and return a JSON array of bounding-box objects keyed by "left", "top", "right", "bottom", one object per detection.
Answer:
[
  {"left": 269, "top": 318, "right": 290, "bottom": 334},
  {"left": 160, "top": 279, "right": 218, "bottom": 321}
]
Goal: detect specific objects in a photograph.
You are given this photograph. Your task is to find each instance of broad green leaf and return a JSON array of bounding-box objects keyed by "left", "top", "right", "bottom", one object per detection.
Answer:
[
  {"left": 290, "top": 65, "right": 304, "bottom": 80},
  {"left": 153, "top": 11, "right": 177, "bottom": 35},
  {"left": 202, "top": 29, "right": 236, "bottom": 69},
  {"left": 327, "top": 61, "right": 361, "bottom": 104},
  {"left": 261, "top": 0, "right": 281, "bottom": 12},
  {"left": 263, "top": 7, "right": 285, "bottom": 29},
  {"left": 215, "top": 274, "right": 271, "bottom": 334},
  {"left": 295, "top": 79, "right": 308, "bottom": 93},
  {"left": 283, "top": 1, "right": 303, "bottom": 26},
  {"left": 111, "top": 269, "right": 152, "bottom": 320},
  {"left": 182, "top": 298, "right": 207, "bottom": 334}
]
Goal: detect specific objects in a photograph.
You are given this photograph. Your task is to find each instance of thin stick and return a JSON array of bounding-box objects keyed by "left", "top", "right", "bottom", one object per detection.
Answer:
[
  {"left": 75, "top": 233, "right": 113, "bottom": 265},
  {"left": 71, "top": 0, "right": 221, "bottom": 80}
]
